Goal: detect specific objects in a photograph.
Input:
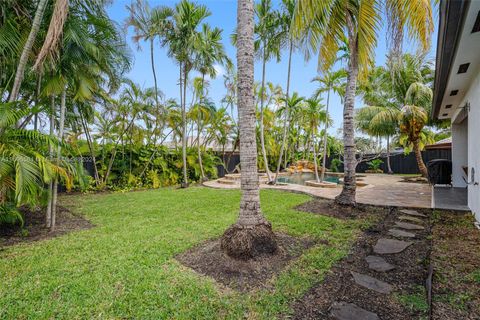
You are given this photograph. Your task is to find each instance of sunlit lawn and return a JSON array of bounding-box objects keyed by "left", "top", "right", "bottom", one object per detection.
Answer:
[{"left": 0, "top": 187, "right": 368, "bottom": 319}]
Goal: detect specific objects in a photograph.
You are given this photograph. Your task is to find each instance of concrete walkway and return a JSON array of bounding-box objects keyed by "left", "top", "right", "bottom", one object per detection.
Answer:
[{"left": 204, "top": 174, "right": 432, "bottom": 209}]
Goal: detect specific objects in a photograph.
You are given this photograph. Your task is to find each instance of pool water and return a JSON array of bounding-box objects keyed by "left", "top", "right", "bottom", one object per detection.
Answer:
[{"left": 277, "top": 172, "right": 339, "bottom": 185}]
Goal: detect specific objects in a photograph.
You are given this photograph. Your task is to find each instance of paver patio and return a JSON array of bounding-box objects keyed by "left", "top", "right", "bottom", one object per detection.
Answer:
[{"left": 204, "top": 174, "right": 432, "bottom": 208}]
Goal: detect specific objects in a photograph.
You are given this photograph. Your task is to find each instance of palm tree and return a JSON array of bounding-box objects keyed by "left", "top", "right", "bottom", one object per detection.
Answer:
[
  {"left": 8, "top": 0, "right": 48, "bottom": 102},
  {"left": 357, "top": 54, "right": 434, "bottom": 177},
  {"left": 270, "top": 0, "right": 295, "bottom": 184},
  {"left": 356, "top": 66, "right": 397, "bottom": 173},
  {"left": 253, "top": 0, "right": 283, "bottom": 182},
  {"left": 126, "top": 0, "right": 173, "bottom": 110},
  {"left": 302, "top": 98, "right": 328, "bottom": 182},
  {"left": 0, "top": 102, "right": 71, "bottom": 226},
  {"left": 220, "top": 0, "right": 277, "bottom": 260},
  {"left": 166, "top": 0, "right": 210, "bottom": 188},
  {"left": 273, "top": 92, "right": 303, "bottom": 181},
  {"left": 193, "top": 24, "right": 230, "bottom": 180},
  {"left": 312, "top": 70, "right": 346, "bottom": 181},
  {"left": 293, "top": 0, "right": 433, "bottom": 205}
]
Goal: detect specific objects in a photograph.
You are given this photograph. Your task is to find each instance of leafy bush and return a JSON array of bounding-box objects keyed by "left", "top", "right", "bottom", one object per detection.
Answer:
[
  {"left": 330, "top": 158, "right": 342, "bottom": 172},
  {"left": 367, "top": 159, "right": 384, "bottom": 171},
  {"left": 0, "top": 204, "right": 24, "bottom": 227}
]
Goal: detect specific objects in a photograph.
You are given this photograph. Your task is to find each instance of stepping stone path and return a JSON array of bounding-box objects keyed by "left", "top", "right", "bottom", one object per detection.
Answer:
[
  {"left": 351, "top": 271, "right": 393, "bottom": 294},
  {"left": 373, "top": 238, "right": 413, "bottom": 254},
  {"left": 365, "top": 255, "right": 395, "bottom": 272},
  {"left": 394, "top": 221, "right": 425, "bottom": 230},
  {"left": 331, "top": 302, "right": 380, "bottom": 320},
  {"left": 399, "top": 209, "right": 427, "bottom": 218},
  {"left": 388, "top": 228, "right": 416, "bottom": 238},
  {"left": 398, "top": 215, "right": 424, "bottom": 224}
]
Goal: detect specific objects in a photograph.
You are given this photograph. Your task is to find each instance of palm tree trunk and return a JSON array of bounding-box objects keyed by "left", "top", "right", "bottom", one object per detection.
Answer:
[
  {"left": 197, "top": 74, "right": 206, "bottom": 181},
  {"left": 221, "top": 0, "right": 277, "bottom": 260},
  {"left": 150, "top": 38, "right": 160, "bottom": 109},
  {"left": 8, "top": 0, "right": 49, "bottom": 102},
  {"left": 386, "top": 135, "right": 393, "bottom": 174},
  {"left": 413, "top": 139, "right": 428, "bottom": 177},
  {"left": 335, "top": 25, "right": 358, "bottom": 206},
  {"left": 320, "top": 88, "right": 331, "bottom": 182},
  {"left": 313, "top": 137, "right": 320, "bottom": 182},
  {"left": 273, "top": 42, "right": 293, "bottom": 184},
  {"left": 259, "top": 46, "right": 271, "bottom": 182},
  {"left": 50, "top": 87, "right": 66, "bottom": 232},
  {"left": 181, "top": 65, "right": 189, "bottom": 188},
  {"left": 46, "top": 95, "right": 55, "bottom": 228}
]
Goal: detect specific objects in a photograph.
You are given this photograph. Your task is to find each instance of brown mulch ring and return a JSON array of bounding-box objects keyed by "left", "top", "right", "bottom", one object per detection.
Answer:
[
  {"left": 431, "top": 211, "right": 480, "bottom": 320},
  {"left": 176, "top": 233, "right": 318, "bottom": 292},
  {"left": 290, "top": 207, "right": 432, "bottom": 320},
  {"left": 0, "top": 206, "right": 93, "bottom": 247},
  {"left": 294, "top": 198, "right": 384, "bottom": 219}
]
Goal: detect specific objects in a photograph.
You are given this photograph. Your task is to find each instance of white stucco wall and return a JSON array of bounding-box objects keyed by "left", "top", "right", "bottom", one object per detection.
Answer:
[
  {"left": 459, "top": 70, "right": 480, "bottom": 222},
  {"left": 451, "top": 120, "right": 468, "bottom": 188}
]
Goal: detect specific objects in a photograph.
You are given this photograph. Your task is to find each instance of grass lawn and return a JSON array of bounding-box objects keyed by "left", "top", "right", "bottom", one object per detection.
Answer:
[{"left": 0, "top": 187, "right": 368, "bottom": 319}]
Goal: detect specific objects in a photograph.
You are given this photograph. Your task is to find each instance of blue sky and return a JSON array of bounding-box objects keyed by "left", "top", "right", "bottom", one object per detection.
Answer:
[{"left": 107, "top": 0, "right": 438, "bottom": 135}]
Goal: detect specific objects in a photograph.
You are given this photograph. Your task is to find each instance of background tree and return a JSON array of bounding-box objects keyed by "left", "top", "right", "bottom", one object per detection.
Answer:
[
  {"left": 312, "top": 69, "right": 346, "bottom": 181},
  {"left": 293, "top": 0, "right": 434, "bottom": 205}
]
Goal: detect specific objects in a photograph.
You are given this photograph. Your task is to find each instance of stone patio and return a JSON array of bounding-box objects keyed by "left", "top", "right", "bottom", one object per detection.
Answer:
[{"left": 204, "top": 174, "right": 432, "bottom": 209}]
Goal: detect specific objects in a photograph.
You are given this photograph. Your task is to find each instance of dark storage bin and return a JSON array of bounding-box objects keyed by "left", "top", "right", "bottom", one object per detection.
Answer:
[{"left": 427, "top": 159, "right": 452, "bottom": 185}]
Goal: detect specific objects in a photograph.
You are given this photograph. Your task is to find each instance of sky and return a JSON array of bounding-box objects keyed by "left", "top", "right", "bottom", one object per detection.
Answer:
[{"left": 106, "top": 0, "right": 439, "bottom": 136}]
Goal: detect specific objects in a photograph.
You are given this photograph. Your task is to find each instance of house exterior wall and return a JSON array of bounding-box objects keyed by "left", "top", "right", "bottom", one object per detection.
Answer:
[
  {"left": 451, "top": 120, "right": 468, "bottom": 188},
  {"left": 459, "top": 70, "right": 480, "bottom": 222}
]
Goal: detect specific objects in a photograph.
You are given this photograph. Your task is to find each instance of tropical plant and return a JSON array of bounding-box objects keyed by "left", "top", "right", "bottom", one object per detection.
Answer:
[
  {"left": 0, "top": 102, "right": 72, "bottom": 226},
  {"left": 166, "top": 0, "right": 210, "bottom": 188},
  {"left": 367, "top": 159, "right": 383, "bottom": 172},
  {"left": 252, "top": 0, "right": 283, "bottom": 182},
  {"left": 312, "top": 69, "right": 346, "bottom": 181},
  {"left": 302, "top": 98, "right": 328, "bottom": 182},
  {"left": 220, "top": 0, "right": 277, "bottom": 260},
  {"left": 293, "top": 0, "right": 434, "bottom": 205}
]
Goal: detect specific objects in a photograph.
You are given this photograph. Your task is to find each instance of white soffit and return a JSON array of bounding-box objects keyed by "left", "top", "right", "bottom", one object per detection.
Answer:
[{"left": 439, "top": 2, "right": 480, "bottom": 120}]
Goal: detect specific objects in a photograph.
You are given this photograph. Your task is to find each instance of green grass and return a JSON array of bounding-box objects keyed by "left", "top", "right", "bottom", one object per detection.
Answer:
[
  {"left": 397, "top": 286, "right": 429, "bottom": 315},
  {"left": 0, "top": 187, "right": 365, "bottom": 319}
]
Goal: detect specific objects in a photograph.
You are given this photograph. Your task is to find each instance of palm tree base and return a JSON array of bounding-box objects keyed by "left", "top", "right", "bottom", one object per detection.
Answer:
[
  {"left": 334, "top": 189, "right": 357, "bottom": 207},
  {"left": 220, "top": 222, "right": 278, "bottom": 260},
  {"left": 181, "top": 182, "right": 189, "bottom": 188}
]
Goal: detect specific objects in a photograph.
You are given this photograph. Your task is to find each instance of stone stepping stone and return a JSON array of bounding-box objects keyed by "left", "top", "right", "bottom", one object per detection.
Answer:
[
  {"left": 399, "top": 209, "right": 426, "bottom": 218},
  {"left": 388, "top": 229, "right": 416, "bottom": 238},
  {"left": 394, "top": 221, "right": 424, "bottom": 230},
  {"left": 365, "top": 255, "right": 395, "bottom": 272},
  {"left": 351, "top": 271, "right": 393, "bottom": 294},
  {"left": 331, "top": 301, "right": 380, "bottom": 320},
  {"left": 398, "top": 215, "right": 424, "bottom": 224},
  {"left": 373, "top": 238, "right": 413, "bottom": 254}
]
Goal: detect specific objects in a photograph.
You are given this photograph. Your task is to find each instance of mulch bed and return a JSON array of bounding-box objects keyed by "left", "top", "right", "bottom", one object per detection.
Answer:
[
  {"left": 290, "top": 206, "right": 432, "bottom": 320},
  {"left": 176, "top": 233, "right": 318, "bottom": 292},
  {"left": 294, "top": 198, "right": 383, "bottom": 219},
  {"left": 0, "top": 206, "right": 93, "bottom": 247},
  {"left": 431, "top": 211, "right": 480, "bottom": 319}
]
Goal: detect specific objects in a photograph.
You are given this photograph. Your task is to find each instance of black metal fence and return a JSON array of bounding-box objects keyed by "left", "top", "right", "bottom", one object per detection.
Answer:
[{"left": 215, "top": 149, "right": 452, "bottom": 177}]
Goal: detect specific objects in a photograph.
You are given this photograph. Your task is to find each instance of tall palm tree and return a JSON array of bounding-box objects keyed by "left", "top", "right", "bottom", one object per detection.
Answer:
[
  {"left": 221, "top": 0, "right": 277, "bottom": 260},
  {"left": 272, "top": 0, "right": 296, "bottom": 184},
  {"left": 273, "top": 92, "right": 303, "bottom": 181},
  {"left": 293, "top": 0, "right": 433, "bottom": 205},
  {"left": 193, "top": 24, "right": 230, "bottom": 180},
  {"left": 8, "top": 0, "right": 48, "bottom": 102},
  {"left": 312, "top": 69, "right": 346, "bottom": 181},
  {"left": 302, "top": 98, "right": 328, "bottom": 182},
  {"left": 166, "top": 0, "right": 210, "bottom": 188},
  {"left": 253, "top": 0, "right": 283, "bottom": 182},
  {"left": 126, "top": 0, "right": 173, "bottom": 110}
]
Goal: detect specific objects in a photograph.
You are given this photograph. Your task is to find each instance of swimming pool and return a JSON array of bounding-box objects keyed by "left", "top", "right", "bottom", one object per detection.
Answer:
[{"left": 277, "top": 172, "right": 339, "bottom": 185}]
